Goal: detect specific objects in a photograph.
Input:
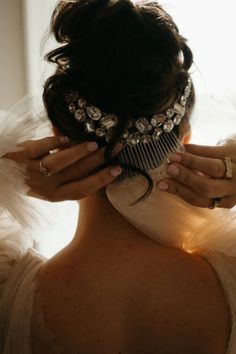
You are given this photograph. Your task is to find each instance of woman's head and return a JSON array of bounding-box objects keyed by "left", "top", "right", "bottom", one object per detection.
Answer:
[{"left": 43, "top": 0, "right": 194, "bottom": 198}]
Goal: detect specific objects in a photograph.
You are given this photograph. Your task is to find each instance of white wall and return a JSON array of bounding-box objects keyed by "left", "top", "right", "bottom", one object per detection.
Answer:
[
  {"left": 0, "top": 0, "right": 27, "bottom": 109},
  {"left": 23, "top": 0, "right": 58, "bottom": 96}
]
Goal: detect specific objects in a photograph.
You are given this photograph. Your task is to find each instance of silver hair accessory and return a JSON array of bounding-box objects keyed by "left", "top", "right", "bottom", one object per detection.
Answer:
[{"left": 65, "top": 78, "right": 192, "bottom": 176}]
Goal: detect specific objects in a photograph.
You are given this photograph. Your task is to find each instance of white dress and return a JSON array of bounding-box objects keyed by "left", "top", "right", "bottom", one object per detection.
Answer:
[{"left": 0, "top": 103, "right": 236, "bottom": 353}]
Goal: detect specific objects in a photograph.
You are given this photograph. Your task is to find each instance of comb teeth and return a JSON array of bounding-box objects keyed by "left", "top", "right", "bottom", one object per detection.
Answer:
[{"left": 117, "top": 131, "right": 185, "bottom": 179}]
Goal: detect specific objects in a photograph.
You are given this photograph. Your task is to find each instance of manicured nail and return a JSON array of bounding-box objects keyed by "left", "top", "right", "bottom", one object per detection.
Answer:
[
  {"left": 167, "top": 164, "right": 180, "bottom": 176},
  {"left": 60, "top": 136, "right": 70, "bottom": 143},
  {"left": 158, "top": 182, "right": 169, "bottom": 191},
  {"left": 87, "top": 142, "right": 99, "bottom": 152},
  {"left": 168, "top": 153, "right": 182, "bottom": 163},
  {"left": 110, "top": 166, "right": 123, "bottom": 177}
]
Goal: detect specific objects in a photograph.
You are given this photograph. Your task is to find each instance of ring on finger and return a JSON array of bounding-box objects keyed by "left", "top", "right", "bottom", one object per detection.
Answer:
[
  {"left": 39, "top": 158, "right": 52, "bottom": 177},
  {"left": 223, "top": 157, "right": 233, "bottom": 179},
  {"left": 209, "top": 197, "right": 222, "bottom": 210}
]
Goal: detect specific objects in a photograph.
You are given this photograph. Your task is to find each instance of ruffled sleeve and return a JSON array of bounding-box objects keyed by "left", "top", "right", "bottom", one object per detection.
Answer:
[{"left": 0, "top": 103, "right": 47, "bottom": 300}]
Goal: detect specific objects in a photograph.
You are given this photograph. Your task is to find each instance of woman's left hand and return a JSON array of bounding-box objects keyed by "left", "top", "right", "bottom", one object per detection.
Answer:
[{"left": 157, "top": 142, "right": 236, "bottom": 209}]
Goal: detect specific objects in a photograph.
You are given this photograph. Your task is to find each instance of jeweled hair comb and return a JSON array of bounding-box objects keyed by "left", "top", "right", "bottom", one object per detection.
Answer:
[{"left": 65, "top": 77, "right": 192, "bottom": 177}]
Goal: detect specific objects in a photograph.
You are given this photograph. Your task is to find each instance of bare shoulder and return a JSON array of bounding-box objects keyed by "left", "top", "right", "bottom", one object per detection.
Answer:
[
  {"left": 31, "top": 242, "right": 231, "bottom": 354},
  {"left": 142, "top": 247, "right": 231, "bottom": 354}
]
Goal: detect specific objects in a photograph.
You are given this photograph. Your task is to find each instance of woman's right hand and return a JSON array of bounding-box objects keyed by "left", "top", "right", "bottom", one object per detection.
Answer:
[{"left": 3, "top": 137, "right": 123, "bottom": 202}]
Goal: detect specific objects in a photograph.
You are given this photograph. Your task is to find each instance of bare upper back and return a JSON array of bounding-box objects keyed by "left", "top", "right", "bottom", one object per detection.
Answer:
[{"left": 31, "top": 238, "right": 231, "bottom": 354}]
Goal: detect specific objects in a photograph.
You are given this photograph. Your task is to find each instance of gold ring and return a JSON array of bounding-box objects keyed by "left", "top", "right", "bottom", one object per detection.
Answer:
[
  {"left": 224, "top": 157, "right": 233, "bottom": 179},
  {"left": 209, "top": 197, "right": 222, "bottom": 210},
  {"left": 39, "top": 159, "right": 51, "bottom": 177}
]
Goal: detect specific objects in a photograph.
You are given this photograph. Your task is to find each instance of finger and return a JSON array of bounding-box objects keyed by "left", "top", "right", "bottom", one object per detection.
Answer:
[
  {"left": 184, "top": 144, "right": 230, "bottom": 160},
  {"left": 157, "top": 179, "right": 212, "bottom": 208},
  {"left": 169, "top": 152, "right": 226, "bottom": 178},
  {"left": 166, "top": 163, "right": 233, "bottom": 198},
  {"left": 29, "top": 141, "right": 99, "bottom": 175},
  {"left": 218, "top": 195, "right": 236, "bottom": 209},
  {"left": 55, "top": 165, "right": 123, "bottom": 201},
  {"left": 25, "top": 136, "right": 70, "bottom": 159}
]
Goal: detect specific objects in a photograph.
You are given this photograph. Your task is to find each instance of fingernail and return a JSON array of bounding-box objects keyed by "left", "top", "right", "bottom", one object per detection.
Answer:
[
  {"left": 60, "top": 136, "right": 70, "bottom": 143},
  {"left": 87, "top": 142, "right": 99, "bottom": 152},
  {"left": 168, "top": 153, "right": 182, "bottom": 163},
  {"left": 167, "top": 164, "right": 180, "bottom": 176},
  {"left": 158, "top": 182, "right": 169, "bottom": 191},
  {"left": 110, "top": 166, "right": 123, "bottom": 177}
]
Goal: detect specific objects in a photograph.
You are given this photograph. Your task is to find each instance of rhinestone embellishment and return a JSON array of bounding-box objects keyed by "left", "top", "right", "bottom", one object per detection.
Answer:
[
  {"left": 163, "top": 120, "right": 174, "bottom": 133},
  {"left": 173, "top": 115, "right": 182, "bottom": 125},
  {"left": 69, "top": 103, "right": 76, "bottom": 113},
  {"left": 141, "top": 135, "right": 152, "bottom": 144},
  {"left": 151, "top": 114, "right": 166, "bottom": 128},
  {"left": 65, "top": 77, "right": 192, "bottom": 145},
  {"left": 95, "top": 128, "right": 106, "bottom": 137},
  {"left": 174, "top": 103, "right": 186, "bottom": 116},
  {"left": 127, "top": 133, "right": 140, "bottom": 146},
  {"left": 166, "top": 108, "right": 175, "bottom": 119},
  {"left": 84, "top": 120, "right": 95, "bottom": 133},
  {"left": 135, "top": 118, "right": 152, "bottom": 134},
  {"left": 152, "top": 128, "right": 163, "bottom": 140},
  {"left": 86, "top": 106, "right": 102, "bottom": 121},
  {"left": 101, "top": 115, "right": 118, "bottom": 130},
  {"left": 78, "top": 98, "right": 87, "bottom": 109},
  {"left": 74, "top": 109, "right": 86, "bottom": 122}
]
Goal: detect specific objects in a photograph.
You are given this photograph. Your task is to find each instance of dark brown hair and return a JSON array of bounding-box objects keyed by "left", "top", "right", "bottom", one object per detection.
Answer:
[{"left": 43, "top": 0, "right": 194, "bottom": 195}]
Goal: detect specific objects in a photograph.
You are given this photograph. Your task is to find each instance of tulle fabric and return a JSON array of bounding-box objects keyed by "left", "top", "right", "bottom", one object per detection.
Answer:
[
  {"left": 106, "top": 140, "right": 236, "bottom": 257},
  {"left": 0, "top": 98, "right": 49, "bottom": 353}
]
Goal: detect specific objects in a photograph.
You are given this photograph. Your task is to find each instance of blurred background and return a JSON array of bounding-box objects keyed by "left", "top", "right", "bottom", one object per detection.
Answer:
[{"left": 0, "top": 0, "right": 235, "bottom": 257}]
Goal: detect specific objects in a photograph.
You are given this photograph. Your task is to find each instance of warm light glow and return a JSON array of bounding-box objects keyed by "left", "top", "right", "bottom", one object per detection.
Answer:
[{"left": 22, "top": 0, "right": 236, "bottom": 257}]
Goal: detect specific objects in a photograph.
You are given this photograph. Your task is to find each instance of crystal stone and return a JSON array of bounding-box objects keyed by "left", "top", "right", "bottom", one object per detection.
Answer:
[
  {"left": 65, "top": 91, "right": 78, "bottom": 103},
  {"left": 84, "top": 120, "right": 95, "bottom": 134},
  {"left": 122, "top": 130, "right": 129, "bottom": 139},
  {"left": 74, "top": 109, "right": 86, "bottom": 122},
  {"left": 95, "top": 128, "right": 106, "bottom": 138},
  {"left": 135, "top": 118, "right": 152, "bottom": 134},
  {"left": 151, "top": 114, "right": 166, "bottom": 128},
  {"left": 78, "top": 98, "right": 87, "bottom": 109},
  {"left": 141, "top": 135, "right": 152, "bottom": 144},
  {"left": 163, "top": 119, "right": 174, "bottom": 133},
  {"left": 174, "top": 103, "right": 186, "bottom": 116},
  {"left": 152, "top": 128, "right": 163, "bottom": 140},
  {"left": 180, "top": 95, "right": 187, "bottom": 106},
  {"left": 166, "top": 108, "right": 175, "bottom": 118},
  {"left": 185, "top": 84, "right": 191, "bottom": 97},
  {"left": 68, "top": 103, "right": 76, "bottom": 113},
  {"left": 127, "top": 132, "right": 140, "bottom": 146},
  {"left": 86, "top": 106, "right": 102, "bottom": 121},
  {"left": 173, "top": 115, "right": 182, "bottom": 125},
  {"left": 101, "top": 115, "right": 118, "bottom": 130}
]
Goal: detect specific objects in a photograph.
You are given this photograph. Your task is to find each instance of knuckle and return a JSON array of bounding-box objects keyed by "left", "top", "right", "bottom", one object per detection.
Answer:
[
  {"left": 184, "top": 154, "right": 194, "bottom": 168},
  {"left": 27, "top": 145, "right": 38, "bottom": 159},
  {"left": 181, "top": 169, "right": 191, "bottom": 185},
  {"left": 201, "top": 183, "right": 215, "bottom": 198}
]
